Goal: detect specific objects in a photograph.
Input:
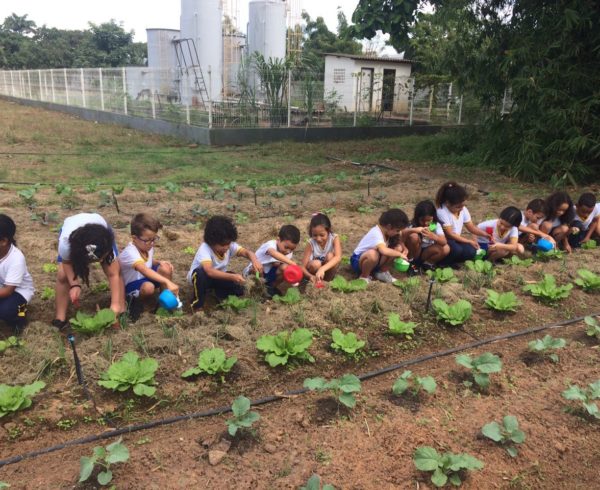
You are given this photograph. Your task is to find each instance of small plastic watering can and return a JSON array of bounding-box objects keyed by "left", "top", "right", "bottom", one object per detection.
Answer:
[
  {"left": 158, "top": 290, "right": 182, "bottom": 311},
  {"left": 283, "top": 264, "right": 303, "bottom": 285}
]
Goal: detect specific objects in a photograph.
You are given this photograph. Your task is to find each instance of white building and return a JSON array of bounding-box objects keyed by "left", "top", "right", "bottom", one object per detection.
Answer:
[{"left": 324, "top": 54, "right": 412, "bottom": 113}]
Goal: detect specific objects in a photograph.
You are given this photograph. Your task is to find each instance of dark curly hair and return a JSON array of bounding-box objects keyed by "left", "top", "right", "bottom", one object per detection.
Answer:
[
  {"left": 379, "top": 208, "right": 409, "bottom": 229},
  {"left": 412, "top": 200, "right": 438, "bottom": 227},
  {"left": 278, "top": 224, "right": 300, "bottom": 244},
  {"left": 69, "top": 224, "right": 115, "bottom": 285},
  {"left": 0, "top": 214, "right": 17, "bottom": 245},
  {"left": 204, "top": 215, "right": 238, "bottom": 246},
  {"left": 545, "top": 191, "right": 574, "bottom": 224}
]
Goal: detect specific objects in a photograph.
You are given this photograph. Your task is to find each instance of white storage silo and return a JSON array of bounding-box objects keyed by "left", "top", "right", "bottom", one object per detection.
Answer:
[
  {"left": 146, "top": 28, "right": 180, "bottom": 69},
  {"left": 248, "top": 0, "right": 287, "bottom": 62},
  {"left": 180, "top": 0, "right": 223, "bottom": 101},
  {"left": 223, "top": 33, "right": 245, "bottom": 96}
]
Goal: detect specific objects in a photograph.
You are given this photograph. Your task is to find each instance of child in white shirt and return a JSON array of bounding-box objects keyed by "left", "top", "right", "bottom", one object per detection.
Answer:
[
  {"left": 476, "top": 206, "right": 525, "bottom": 261},
  {"left": 569, "top": 193, "right": 600, "bottom": 249},
  {"left": 301, "top": 213, "right": 342, "bottom": 284},
  {"left": 403, "top": 200, "right": 449, "bottom": 271}
]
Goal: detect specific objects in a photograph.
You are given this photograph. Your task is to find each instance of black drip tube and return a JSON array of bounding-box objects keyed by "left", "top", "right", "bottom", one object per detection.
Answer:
[{"left": 0, "top": 312, "right": 596, "bottom": 469}]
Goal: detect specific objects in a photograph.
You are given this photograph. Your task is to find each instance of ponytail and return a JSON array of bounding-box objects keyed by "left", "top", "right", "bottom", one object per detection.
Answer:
[{"left": 435, "top": 181, "right": 467, "bottom": 208}]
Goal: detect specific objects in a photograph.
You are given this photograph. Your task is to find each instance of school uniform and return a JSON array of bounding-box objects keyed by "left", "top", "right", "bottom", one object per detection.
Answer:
[
  {"left": 119, "top": 243, "right": 160, "bottom": 297},
  {"left": 308, "top": 233, "right": 337, "bottom": 261},
  {"left": 569, "top": 203, "right": 600, "bottom": 248},
  {"left": 351, "top": 226, "right": 387, "bottom": 274},
  {"left": 436, "top": 205, "right": 477, "bottom": 265},
  {"left": 0, "top": 245, "right": 34, "bottom": 330},
  {"left": 243, "top": 239, "right": 293, "bottom": 286},
  {"left": 476, "top": 219, "right": 519, "bottom": 245}
]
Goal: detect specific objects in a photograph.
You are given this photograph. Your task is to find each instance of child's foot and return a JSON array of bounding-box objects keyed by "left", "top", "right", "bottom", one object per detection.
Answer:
[
  {"left": 407, "top": 264, "right": 421, "bottom": 277},
  {"left": 358, "top": 276, "right": 372, "bottom": 284},
  {"left": 374, "top": 270, "right": 395, "bottom": 283},
  {"left": 51, "top": 319, "right": 71, "bottom": 335},
  {"left": 420, "top": 262, "right": 436, "bottom": 272}
]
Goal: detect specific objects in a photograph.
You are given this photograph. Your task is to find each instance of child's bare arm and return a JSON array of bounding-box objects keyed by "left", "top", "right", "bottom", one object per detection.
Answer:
[
  {"left": 237, "top": 248, "right": 263, "bottom": 274},
  {"left": 443, "top": 226, "right": 479, "bottom": 248},
  {"left": 518, "top": 224, "right": 556, "bottom": 245},
  {"left": 300, "top": 243, "right": 315, "bottom": 279},
  {"left": 267, "top": 247, "right": 296, "bottom": 266},
  {"left": 464, "top": 222, "right": 490, "bottom": 240},
  {"left": 318, "top": 236, "right": 343, "bottom": 274},
  {"left": 0, "top": 284, "right": 17, "bottom": 299},
  {"left": 202, "top": 262, "right": 245, "bottom": 284},
  {"left": 134, "top": 262, "right": 178, "bottom": 294},
  {"left": 376, "top": 243, "right": 407, "bottom": 259},
  {"left": 489, "top": 239, "right": 519, "bottom": 253}
]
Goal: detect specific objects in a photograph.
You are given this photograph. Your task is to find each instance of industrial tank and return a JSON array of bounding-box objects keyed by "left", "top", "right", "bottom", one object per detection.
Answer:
[
  {"left": 180, "top": 0, "right": 223, "bottom": 100},
  {"left": 223, "top": 33, "right": 246, "bottom": 96},
  {"left": 248, "top": 0, "right": 287, "bottom": 62},
  {"left": 146, "top": 28, "right": 180, "bottom": 69}
]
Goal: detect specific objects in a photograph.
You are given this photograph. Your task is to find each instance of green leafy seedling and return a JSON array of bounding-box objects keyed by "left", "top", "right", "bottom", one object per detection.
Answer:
[
  {"left": 330, "top": 276, "right": 368, "bottom": 293},
  {"left": 0, "top": 336, "right": 23, "bottom": 353},
  {"left": 164, "top": 182, "right": 180, "bottom": 193},
  {"left": 562, "top": 380, "right": 600, "bottom": 419},
  {"left": 534, "top": 249, "right": 564, "bottom": 262},
  {"left": 523, "top": 274, "right": 572, "bottom": 303},
  {"left": 42, "top": 263, "right": 58, "bottom": 273},
  {"left": 273, "top": 287, "right": 302, "bottom": 305},
  {"left": 584, "top": 316, "right": 600, "bottom": 340},
  {"left": 485, "top": 290, "right": 521, "bottom": 312},
  {"left": 69, "top": 309, "right": 116, "bottom": 335},
  {"left": 79, "top": 437, "right": 129, "bottom": 486},
  {"left": 256, "top": 328, "right": 314, "bottom": 367},
  {"left": 219, "top": 295, "right": 252, "bottom": 312},
  {"left": 226, "top": 396, "right": 260, "bottom": 436},
  {"left": 482, "top": 415, "right": 526, "bottom": 457},
  {"left": 392, "top": 277, "right": 421, "bottom": 292},
  {"left": 574, "top": 269, "right": 600, "bottom": 292},
  {"left": 432, "top": 299, "right": 472, "bottom": 326},
  {"left": 455, "top": 352, "right": 502, "bottom": 389},
  {"left": 392, "top": 370, "right": 436, "bottom": 397},
  {"left": 502, "top": 255, "right": 533, "bottom": 266},
  {"left": 331, "top": 328, "right": 365, "bottom": 355},
  {"left": 304, "top": 374, "right": 361, "bottom": 409},
  {"left": 183, "top": 246, "right": 196, "bottom": 255},
  {"left": 387, "top": 313, "right": 417, "bottom": 338},
  {"left": 528, "top": 335, "right": 566, "bottom": 363},
  {"left": 41, "top": 286, "right": 55, "bottom": 300},
  {"left": 582, "top": 239, "right": 597, "bottom": 249},
  {"left": 413, "top": 446, "right": 484, "bottom": 487},
  {"left": 0, "top": 381, "right": 45, "bottom": 418},
  {"left": 300, "top": 474, "right": 335, "bottom": 490},
  {"left": 465, "top": 259, "right": 495, "bottom": 276},
  {"left": 98, "top": 351, "right": 158, "bottom": 397},
  {"left": 181, "top": 348, "right": 237, "bottom": 382},
  {"left": 426, "top": 267, "right": 457, "bottom": 283},
  {"left": 155, "top": 307, "right": 184, "bottom": 318}
]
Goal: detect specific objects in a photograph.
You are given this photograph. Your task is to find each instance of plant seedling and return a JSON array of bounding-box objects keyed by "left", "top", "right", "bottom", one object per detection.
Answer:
[
  {"left": 256, "top": 328, "right": 314, "bottom": 367},
  {"left": 181, "top": 348, "right": 237, "bottom": 382},
  {"left": 582, "top": 239, "right": 597, "bottom": 249},
  {"left": 40, "top": 286, "right": 55, "bottom": 300},
  {"left": 79, "top": 437, "right": 129, "bottom": 486},
  {"left": 534, "top": 249, "right": 564, "bottom": 262},
  {"left": 481, "top": 415, "right": 526, "bottom": 457},
  {"left": 392, "top": 277, "right": 421, "bottom": 292},
  {"left": 69, "top": 309, "right": 116, "bottom": 335},
  {"left": 413, "top": 446, "right": 484, "bottom": 487},
  {"left": 562, "top": 380, "right": 600, "bottom": 419},
  {"left": 502, "top": 255, "right": 533, "bottom": 266},
  {"left": 523, "top": 274, "right": 572, "bottom": 303},
  {"left": 455, "top": 352, "right": 502, "bottom": 389},
  {"left": 584, "top": 316, "right": 600, "bottom": 340},
  {"left": 330, "top": 328, "right": 365, "bottom": 356},
  {"left": 574, "top": 269, "right": 600, "bottom": 292},
  {"left": 304, "top": 374, "right": 361, "bottom": 409},
  {"left": 0, "top": 381, "right": 45, "bottom": 417},
  {"left": 527, "top": 335, "right": 566, "bottom": 363},
  {"left": 42, "top": 263, "right": 58, "bottom": 273},
  {"left": 392, "top": 370, "right": 436, "bottom": 397},
  {"left": 300, "top": 474, "right": 335, "bottom": 490},
  {"left": 98, "top": 351, "right": 158, "bottom": 397},
  {"left": 226, "top": 396, "right": 260, "bottom": 436},
  {"left": 432, "top": 299, "right": 472, "bottom": 326},
  {"left": 465, "top": 259, "right": 495, "bottom": 276},
  {"left": 485, "top": 290, "right": 521, "bottom": 312},
  {"left": 219, "top": 295, "right": 252, "bottom": 312},
  {"left": 183, "top": 246, "right": 196, "bottom": 255},
  {"left": 426, "top": 267, "right": 457, "bottom": 283},
  {"left": 0, "top": 336, "right": 23, "bottom": 353},
  {"left": 330, "top": 276, "right": 368, "bottom": 293},
  {"left": 164, "top": 181, "right": 180, "bottom": 193},
  {"left": 387, "top": 313, "right": 417, "bottom": 338},
  {"left": 273, "top": 287, "right": 302, "bottom": 305}
]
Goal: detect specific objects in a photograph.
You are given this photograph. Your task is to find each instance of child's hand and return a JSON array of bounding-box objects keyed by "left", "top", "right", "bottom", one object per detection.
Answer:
[
  {"left": 470, "top": 240, "right": 480, "bottom": 249},
  {"left": 232, "top": 274, "right": 246, "bottom": 284},
  {"left": 413, "top": 226, "right": 425, "bottom": 234},
  {"left": 421, "top": 229, "right": 436, "bottom": 239},
  {"left": 315, "top": 268, "right": 326, "bottom": 281},
  {"left": 526, "top": 233, "right": 535, "bottom": 243},
  {"left": 166, "top": 281, "right": 179, "bottom": 296},
  {"left": 488, "top": 243, "right": 498, "bottom": 252},
  {"left": 252, "top": 261, "right": 264, "bottom": 275},
  {"left": 69, "top": 285, "right": 81, "bottom": 306},
  {"left": 564, "top": 243, "right": 573, "bottom": 254}
]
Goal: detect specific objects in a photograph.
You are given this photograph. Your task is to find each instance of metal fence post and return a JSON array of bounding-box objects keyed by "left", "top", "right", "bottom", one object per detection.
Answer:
[
  {"left": 50, "top": 69, "right": 55, "bottom": 102},
  {"left": 287, "top": 69, "right": 291, "bottom": 128},
  {"left": 10, "top": 71, "right": 15, "bottom": 97},
  {"left": 409, "top": 78, "right": 414, "bottom": 126},
  {"left": 38, "top": 70, "right": 43, "bottom": 100},
  {"left": 64, "top": 68, "right": 70, "bottom": 105},
  {"left": 208, "top": 66, "right": 213, "bottom": 129},
  {"left": 122, "top": 67, "right": 128, "bottom": 115},
  {"left": 80, "top": 68, "right": 86, "bottom": 107},
  {"left": 27, "top": 71, "right": 32, "bottom": 99},
  {"left": 458, "top": 94, "right": 463, "bottom": 124},
  {"left": 150, "top": 73, "right": 156, "bottom": 119},
  {"left": 98, "top": 68, "right": 105, "bottom": 111},
  {"left": 353, "top": 72, "right": 359, "bottom": 127}
]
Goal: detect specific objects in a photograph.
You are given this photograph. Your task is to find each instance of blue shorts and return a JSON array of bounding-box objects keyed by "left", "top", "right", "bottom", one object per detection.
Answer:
[
  {"left": 125, "top": 264, "right": 160, "bottom": 296},
  {"left": 264, "top": 266, "right": 278, "bottom": 286},
  {"left": 350, "top": 252, "right": 381, "bottom": 275}
]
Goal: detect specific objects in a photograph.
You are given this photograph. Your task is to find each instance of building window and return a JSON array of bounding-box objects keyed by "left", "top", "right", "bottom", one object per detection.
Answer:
[{"left": 333, "top": 69, "right": 345, "bottom": 84}]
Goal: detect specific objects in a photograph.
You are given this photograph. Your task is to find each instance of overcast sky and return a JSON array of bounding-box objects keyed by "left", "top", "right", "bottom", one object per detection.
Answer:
[{"left": 0, "top": 0, "right": 361, "bottom": 42}]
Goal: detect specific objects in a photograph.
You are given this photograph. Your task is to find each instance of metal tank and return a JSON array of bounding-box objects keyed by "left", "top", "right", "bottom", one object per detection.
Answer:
[
  {"left": 248, "top": 0, "right": 287, "bottom": 62},
  {"left": 223, "top": 33, "right": 245, "bottom": 96},
  {"left": 146, "top": 28, "right": 180, "bottom": 69},
  {"left": 180, "top": 0, "right": 223, "bottom": 101}
]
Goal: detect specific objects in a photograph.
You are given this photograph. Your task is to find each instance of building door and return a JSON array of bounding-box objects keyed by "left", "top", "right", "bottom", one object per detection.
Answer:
[
  {"left": 359, "top": 67, "right": 374, "bottom": 112},
  {"left": 382, "top": 69, "right": 396, "bottom": 112}
]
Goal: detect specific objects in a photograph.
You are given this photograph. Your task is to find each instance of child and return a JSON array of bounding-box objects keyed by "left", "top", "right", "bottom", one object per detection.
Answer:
[
  {"left": 351, "top": 208, "right": 409, "bottom": 283},
  {"left": 540, "top": 191, "right": 575, "bottom": 252},
  {"left": 0, "top": 215, "right": 34, "bottom": 334},
  {"left": 435, "top": 181, "right": 490, "bottom": 266},
  {"left": 301, "top": 213, "right": 342, "bottom": 284},
  {"left": 404, "top": 200, "right": 449, "bottom": 271},
  {"left": 569, "top": 193, "right": 600, "bottom": 249},
  {"left": 245, "top": 225, "right": 300, "bottom": 294},
  {"left": 188, "top": 215, "right": 262, "bottom": 311},
  {"left": 53, "top": 213, "right": 125, "bottom": 331},
  {"left": 518, "top": 198, "right": 556, "bottom": 247},
  {"left": 476, "top": 206, "right": 525, "bottom": 261},
  {"left": 119, "top": 213, "right": 178, "bottom": 320}
]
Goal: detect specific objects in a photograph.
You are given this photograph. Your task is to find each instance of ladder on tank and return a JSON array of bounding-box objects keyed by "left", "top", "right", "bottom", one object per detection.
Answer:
[{"left": 173, "top": 38, "right": 210, "bottom": 108}]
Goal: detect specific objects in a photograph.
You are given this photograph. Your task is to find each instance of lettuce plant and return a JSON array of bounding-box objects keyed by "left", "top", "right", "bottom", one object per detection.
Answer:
[
  {"left": 331, "top": 328, "right": 365, "bottom": 355},
  {"left": 426, "top": 267, "right": 457, "bottom": 283},
  {"left": 0, "top": 336, "right": 23, "bottom": 353},
  {"left": 219, "top": 295, "right": 252, "bottom": 312},
  {"left": 42, "top": 263, "right": 58, "bottom": 273},
  {"left": 582, "top": 239, "right": 597, "bottom": 250},
  {"left": 256, "top": 328, "right": 314, "bottom": 367},
  {"left": 585, "top": 316, "right": 600, "bottom": 340},
  {"left": 304, "top": 374, "right": 361, "bottom": 409},
  {"left": 181, "top": 348, "right": 237, "bottom": 382},
  {"left": 432, "top": 299, "right": 472, "bottom": 326},
  {"left": 465, "top": 259, "right": 495, "bottom": 277},
  {"left": 330, "top": 276, "right": 368, "bottom": 293},
  {"left": 273, "top": 287, "right": 302, "bottom": 305},
  {"left": 456, "top": 352, "right": 502, "bottom": 389},
  {"left": 393, "top": 277, "right": 421, "bottom": 291},
  {"left": 0, "top": 381, "right": 45, "bottom": 418},
  {"left": 226, "top": 396, "right": 260, "bottom": 436},
  {"left": 413, "top": 446, "right": 483, "bottom": 487},
  {"left": 574, "top": 269, "right": 600, "bottom": 292},
  {"left": 41, "top": 286, "right": 55, "bottom": 300},
  {"left": 528, "top": 335, "right": 566, "bottom": 363},
  {"left": 70, "top": 309, "right": 116, "bottom": 334},
  {"left": 98, "top": 351, "right": 158, "bottom": 397},
  {"left": 523, "top": 274, "right": 572, "bottom": 303},
  {"left": 79, "top": 438, "right": 129, "bottom": 486},
  {"left": 503, "top": 255, "right": 533, "bottom": 266},
  {"left": 562, "top": 380, "right": 600, "bottom": 419},
  {"left": 485, "top": 290, "right": 521, "bottom": 312},
  {"left": 387, "top": 313, "right": 417, "bottom": 338},
  {"left": 300, "top": 474, "right": 335, "bottom": 490},
  {"left": 482, "top": 415, "right": 526, "bottom": 457},
  {"left": 534, "top": 249, "right": 564, "bottom": 262},
  {"left": 392, "top": 370, "right": 436, "bottom": 397}
]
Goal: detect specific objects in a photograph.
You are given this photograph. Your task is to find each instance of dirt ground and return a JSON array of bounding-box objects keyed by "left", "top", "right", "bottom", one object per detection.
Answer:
[{"left": 1, "top": 124, "right": 600, "bottom": 488}]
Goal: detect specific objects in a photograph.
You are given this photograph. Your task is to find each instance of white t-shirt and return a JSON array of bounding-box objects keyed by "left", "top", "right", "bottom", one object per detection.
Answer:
[
  {"left": 477, "top": 219, "right": 519, "bottom": 244},
  {"left": 309, "top": 233, "right": 337, "bottom": 260},
  {"left": 248, "top": 239, "right": 293, "bottom": 274},
  {"left": 187, "top": 242, "right": 242, "bottom": 283},
  {"left": 0, "top": 245, "right": 35, "bottom": 302},
  {"left": 417, "top": 223, "right": 445, "bottom": 249},
  {"left": 58, "top": 213, "right": 108, "bottom": 261},
  {"left": 353, "top": 226, "right": 386, "bottom": 256},
  {"left": 574, "top": 203, "right": 600, "bottom": 231},
  {"left": 119, "top": 243, "right": 154, "bottom": 287},
  {"left": 520, "top": 211, "right": 543, "bottom": 228},
  {"left": 436, "top": 205, "right": 472, "bottom": 235}
]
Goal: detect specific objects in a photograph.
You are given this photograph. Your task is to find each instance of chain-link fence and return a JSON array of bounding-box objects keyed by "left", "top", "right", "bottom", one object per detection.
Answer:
[{"left": 0, "top": 67, "right": 486, "bottom": 129}]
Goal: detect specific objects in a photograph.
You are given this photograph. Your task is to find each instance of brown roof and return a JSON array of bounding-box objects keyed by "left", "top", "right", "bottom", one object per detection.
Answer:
[{"left": 324, "top": 53, "right": 413, "bottom": 64}]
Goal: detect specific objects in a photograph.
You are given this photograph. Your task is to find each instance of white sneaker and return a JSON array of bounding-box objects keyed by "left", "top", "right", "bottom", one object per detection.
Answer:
[
  {"left": 358, "top": 276, "right": 372, "bottom": 284},
  {"left": 374, "top": 270, "right": 395, "bottom": 283}
]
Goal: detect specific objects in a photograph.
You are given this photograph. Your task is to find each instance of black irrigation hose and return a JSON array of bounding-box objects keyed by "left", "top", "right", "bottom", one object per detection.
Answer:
[{"left": 1, "top": 311, "right": 597, "bottom": 469}]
